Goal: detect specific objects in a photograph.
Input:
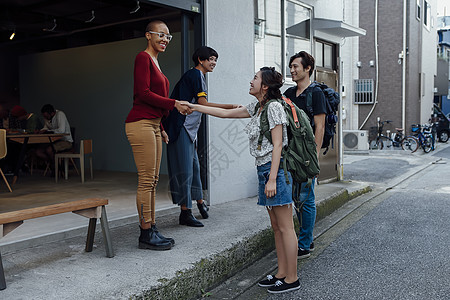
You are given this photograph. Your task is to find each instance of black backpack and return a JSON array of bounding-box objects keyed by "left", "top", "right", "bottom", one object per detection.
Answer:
[
  {"left": 305, "top": 82, "right": 340, "bottom": 155},
  {"left": 255, "top": 97, "right": 320, "bottom": 185}
]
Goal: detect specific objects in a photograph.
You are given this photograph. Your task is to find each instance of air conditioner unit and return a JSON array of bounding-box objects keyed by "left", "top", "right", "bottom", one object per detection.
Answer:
[{"left": 343, "top": 130, "right": 369, "bottom": 151}]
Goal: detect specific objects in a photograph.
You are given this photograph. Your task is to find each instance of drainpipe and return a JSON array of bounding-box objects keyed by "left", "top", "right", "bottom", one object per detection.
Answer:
[
  {"left": 338, "top": 0, "right": 344, "bottom": 181},
  {"left": 359, "top": 0, "right": 379, "bottom": 129},
  {"left": 401, "top": 0, "right": 406, "bottom": 131}
]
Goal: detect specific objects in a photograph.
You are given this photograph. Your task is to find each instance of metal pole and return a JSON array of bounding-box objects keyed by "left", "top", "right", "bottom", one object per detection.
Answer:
[{"left": 181, "top": 13, "right": 190, "bottom": 73}]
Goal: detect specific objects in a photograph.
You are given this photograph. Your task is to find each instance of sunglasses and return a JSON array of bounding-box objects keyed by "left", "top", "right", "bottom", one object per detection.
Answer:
[{"left": 148, "top": 31, "right": 173, "bottom": 41}]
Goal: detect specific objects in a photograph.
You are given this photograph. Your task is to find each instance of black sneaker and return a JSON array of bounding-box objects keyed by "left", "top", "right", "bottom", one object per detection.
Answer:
[
  {"left": 267, "top": 279, "right": 300, "bottom": 294},
  {"left": 258, "top": 275, "right": 285, "bottom": 287},
  {"left": 310, "top": 242, "right": 315, "bottom": 252},
  {"left": 298, "top": 248, "right": 311, "bottom": 259}
]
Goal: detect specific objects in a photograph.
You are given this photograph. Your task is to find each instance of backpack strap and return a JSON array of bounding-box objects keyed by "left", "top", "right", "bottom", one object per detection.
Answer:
[
  {"left": 305, "top": 82, "right": 318, "bottom": 124},
  {"left": 279, "top": 96, "right": 299, "bottom": 184},
  {"left": 256, "top": 99, "right": 277, "bottom": 150},
  {"left": 282, "top": 96, "right": 300, "bottom": 128}
]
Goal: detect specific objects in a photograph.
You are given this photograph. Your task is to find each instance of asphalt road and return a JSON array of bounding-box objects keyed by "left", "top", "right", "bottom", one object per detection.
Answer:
[{"left": 216, "top": 145, "right": 450, "bottom": 300}]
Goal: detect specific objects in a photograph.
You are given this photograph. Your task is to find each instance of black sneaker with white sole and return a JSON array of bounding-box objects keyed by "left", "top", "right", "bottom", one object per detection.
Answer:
[
  {"left": 258, "top": 275, "right": 285, "bottom": 287},
  {"left": 267, "top": 279, "right": 300, "bottom": 294},
  {"left": 310, "top": 241, "right": 315, "bottom": 251},
  {"left": 298, "top": 248, "right": 311, "bottom": 259}
]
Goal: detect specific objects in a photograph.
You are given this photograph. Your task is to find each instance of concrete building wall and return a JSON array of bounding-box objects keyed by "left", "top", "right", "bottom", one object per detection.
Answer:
[
  {"left": 405, "top": 0, "right": 419, "bottom": 129},
  {"left": 306, "top": 0, "right": 343, "bottom": 19},
  {"left": 420, "top": 0, "right": 438, "bottom": 124},
  {"left": 204, "top": 0, "right": 257, "bottom": 204},
  {"left": 406, "top": 0, "right": 437, "bottom": 129},
  {"left": 436, "top": 58, "right": 450, "bottom": 95},
  {"left": 358, "top": 0, "right": 403, "bottom": 132},
  {"left": 406, "top": 0, "right": 422, "bottom": 131},
  {"left": 342, "top": 0, "right": 362, "bottom": 130},
  {"left": 358, "top": 0, "right": 376, "bottom": 130}
]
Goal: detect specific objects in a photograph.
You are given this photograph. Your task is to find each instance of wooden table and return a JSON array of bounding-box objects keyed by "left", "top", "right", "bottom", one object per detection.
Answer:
[{"left": 6, "top": 133, "right": 68, "bottom": 184}]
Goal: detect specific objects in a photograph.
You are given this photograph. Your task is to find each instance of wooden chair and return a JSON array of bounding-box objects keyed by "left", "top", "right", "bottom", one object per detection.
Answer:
[
  {"left": 0, "top": 129, "right": 12, "bottom": 192},
  {"left": 55, "top": 139, "right": 93, "bottom": 183},
  {"left": 31, "top": 127, "right": 78, "bottom": 176}
]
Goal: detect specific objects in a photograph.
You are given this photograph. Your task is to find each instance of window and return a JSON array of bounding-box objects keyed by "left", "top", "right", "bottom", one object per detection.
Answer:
[
  {"left": 315, "top": 40, "right": 336, "bottom": 69},
  {"left": 420, "top": 72, "right": 426, "bottom": 97},
  {"left": 254, "top": 0, "right": 282, "bottom": 72},
  {"left": 315, "top": 41, "right": 323, "bottom": 67},
  {"left": 254, "top": 0, "right": 312, "bottom": 78},
  {"left": 417, "top": 0, "right": 421, "bottom": 20},
  {"left": 354, "top": 79, "right": 374, "bottom": 104},
  {"left": 447, "top": 60, "right": 450, "bottom": 80},
  {"left": 285, "top": 1, "right": 311, "bottom": 76},
  {"left": 323, "top": 44, "right": 333, "bottom": 69},
  {"left": 424, "top": 1, "right": 431, "bottom": 31}
]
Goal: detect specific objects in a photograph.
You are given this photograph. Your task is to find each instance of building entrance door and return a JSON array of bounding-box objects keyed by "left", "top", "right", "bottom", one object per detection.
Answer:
[{"left": 315, "top": 69, "right": 339, "bottom": 182}]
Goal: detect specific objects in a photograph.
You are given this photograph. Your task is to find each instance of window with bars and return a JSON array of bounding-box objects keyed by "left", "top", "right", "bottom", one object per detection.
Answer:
[{"left": 354, "top": 79, "right": 374, "bottom": 104}]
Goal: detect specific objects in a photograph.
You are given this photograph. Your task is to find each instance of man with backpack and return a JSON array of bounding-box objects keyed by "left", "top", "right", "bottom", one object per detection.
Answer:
[{"left": 283, "top": 51, "right": 327, "bottom": 259}]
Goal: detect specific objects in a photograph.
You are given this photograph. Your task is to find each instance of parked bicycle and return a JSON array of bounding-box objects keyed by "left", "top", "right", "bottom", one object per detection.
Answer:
[
  {"left": 411, "top": 124, "right": 434, "bottom": 153},
  {"left": 369, "top": 118, "right": 418, "bottom": 152}
]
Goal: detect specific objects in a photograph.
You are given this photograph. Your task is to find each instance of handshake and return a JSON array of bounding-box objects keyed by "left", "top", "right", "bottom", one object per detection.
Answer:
[
  {"left": 175, "top": 101, "right": 242, "bottom": 116},
  {"left": 174, "top": 100, "right": 195, "bottom": 116}
]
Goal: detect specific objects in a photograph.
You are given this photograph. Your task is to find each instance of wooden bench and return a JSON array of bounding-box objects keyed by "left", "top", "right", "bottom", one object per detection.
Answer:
[{"left": 0, "top": 198, "right": 114, "bottom": 290}]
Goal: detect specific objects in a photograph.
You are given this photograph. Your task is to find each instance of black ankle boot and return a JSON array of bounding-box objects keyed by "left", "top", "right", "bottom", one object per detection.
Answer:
[
  {"left": 151, "top": 224, "right": 175, "bottom": 246},
  {"left": 138, "top": 226, "right": 172, "bottom": 250},
  {"left": 179, "top": 209, "right": 204, "bottom": 227},
  {"left": 197, "top": 202, "right": 209, "bottom": 219}
]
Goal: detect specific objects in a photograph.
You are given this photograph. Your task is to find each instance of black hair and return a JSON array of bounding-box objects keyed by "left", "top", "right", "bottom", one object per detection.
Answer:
[
  {"left": 41, "top": 104, "right": 55, "bottom": 114},
  {"left": 288, "top": 51, "right": 315, "bottom": 77},
  {"left": 259, "top": 67, "right": 283, "bottom": 107},
  {"left": 192, "top": 46, "right": 219, "bottom": 66}
]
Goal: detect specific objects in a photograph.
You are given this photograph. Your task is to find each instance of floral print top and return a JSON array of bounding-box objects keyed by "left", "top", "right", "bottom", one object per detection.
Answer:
[{"left": 244, "top": 100, "right": 288, "bottom": 166}]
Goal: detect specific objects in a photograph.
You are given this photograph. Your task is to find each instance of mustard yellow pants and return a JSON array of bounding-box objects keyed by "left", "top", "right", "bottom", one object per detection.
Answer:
[{"left": 125, "top": 118, "right": 162, "bottom": 225}]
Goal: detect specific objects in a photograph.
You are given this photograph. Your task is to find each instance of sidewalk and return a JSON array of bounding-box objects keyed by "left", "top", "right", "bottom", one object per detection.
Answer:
[{"left": 0, "top": 148, "right": 443, "bottom": 299}]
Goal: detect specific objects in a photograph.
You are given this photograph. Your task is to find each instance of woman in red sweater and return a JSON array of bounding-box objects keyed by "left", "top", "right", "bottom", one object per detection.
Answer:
[{"left": 125, "top": 20, "right": 190, "bottom": 251}]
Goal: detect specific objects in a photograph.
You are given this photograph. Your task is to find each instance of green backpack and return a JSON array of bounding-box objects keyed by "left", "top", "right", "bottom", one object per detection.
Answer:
[{"left": 255, "top": 97, "right": 320, "bottom": 186}]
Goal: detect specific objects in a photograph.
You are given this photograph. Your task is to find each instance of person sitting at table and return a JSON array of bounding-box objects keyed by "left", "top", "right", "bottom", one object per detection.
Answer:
[
  {"left": 0, "top": 104, "right": 22, "bottom": 130},
  {"left": 35, "top": 104, "right": 73, "bottom": 165},
  {"left": 0, "top": 104, "right": 9, "bottom": 129},
  {"left": 5, "top": 105, "right": 43, "bottom": 173},
  {"left": 10, "top": 105, "right": 42, "bottom": 133}
]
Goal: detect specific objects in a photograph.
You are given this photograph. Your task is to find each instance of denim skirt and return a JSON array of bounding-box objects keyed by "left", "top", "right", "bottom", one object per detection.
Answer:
[{"left": 257, "top": 160, "right": 293, "bottom": 207}]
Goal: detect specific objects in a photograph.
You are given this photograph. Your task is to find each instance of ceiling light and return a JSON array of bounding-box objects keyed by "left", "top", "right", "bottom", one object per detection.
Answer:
[
  {"left": 130, "top": 1, "right": 140, "bottom": 14},
  {"left": 85, "top": 10, "right": 95, "bottom": 23},
  {"left": 9, "top": 31, "right": 15, "bottom": 40},
  {"left": 43, "top": 19, "right": 57, "bottom": 32}
]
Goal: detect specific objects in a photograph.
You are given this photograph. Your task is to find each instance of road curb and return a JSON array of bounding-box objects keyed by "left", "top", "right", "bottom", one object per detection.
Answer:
[
  {"left": 316, "top": 185, "right": 372, "bottom": 222},
  {"left": 131, "top": 184, "right": 372, "bottom": 300}
]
